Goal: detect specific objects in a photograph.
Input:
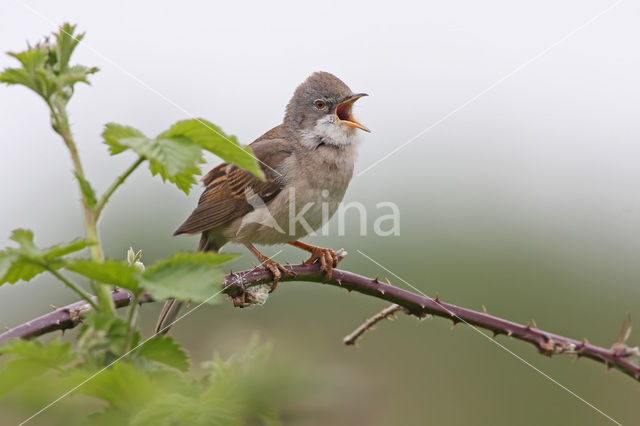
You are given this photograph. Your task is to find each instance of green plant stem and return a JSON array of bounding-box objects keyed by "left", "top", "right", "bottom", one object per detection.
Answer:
[
  {"left": 123, "top": 292, "right": 141, "bottom": 351},
  {"left": 50, "top": 102, "right": 114, "bottom": 313},
  {"left": 95, "top": 157, "right": 144, "bottom": 219},
  {"left": 45, "top": 266, "right": 98, "bottom": 310}
]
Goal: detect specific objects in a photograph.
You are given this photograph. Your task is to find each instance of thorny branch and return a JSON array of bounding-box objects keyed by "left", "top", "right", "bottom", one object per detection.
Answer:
[
  {"left": 343, "top": 304, "right": 402, "bottom": 346},
  {"left": 1, "top": 263, "right": 639, "bottom": 382}
]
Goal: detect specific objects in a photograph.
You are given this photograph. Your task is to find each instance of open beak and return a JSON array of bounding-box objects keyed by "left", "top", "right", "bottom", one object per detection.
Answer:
[{"left": 335, "top": 93, "right": 370, "bottom": 132}]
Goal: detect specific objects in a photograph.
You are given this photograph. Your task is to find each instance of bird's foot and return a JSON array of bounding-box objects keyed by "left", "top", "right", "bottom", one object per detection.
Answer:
[
  {"left": 303, "top": 246, "right": 340, "bottom": 280},
  {"left": 257, "top": 255, "right": 295, "bottom": 293},
  {"left": 245, "top": 243, "right": 296, "bottom": 293}
]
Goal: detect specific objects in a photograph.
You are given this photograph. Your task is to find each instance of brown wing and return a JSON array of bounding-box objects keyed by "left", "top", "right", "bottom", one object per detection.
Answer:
[{"left": 173, "top": 126, "right": 292, "bottom": 235}]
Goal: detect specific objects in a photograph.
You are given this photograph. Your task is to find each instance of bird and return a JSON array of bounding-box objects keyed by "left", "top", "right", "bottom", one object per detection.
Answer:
[{"left": 155, "top": 72, "right": 369, "bottom": 333}]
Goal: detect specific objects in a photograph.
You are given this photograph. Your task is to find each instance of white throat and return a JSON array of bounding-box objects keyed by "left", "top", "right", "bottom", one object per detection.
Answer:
[{"left": 300, "top": 115, "right": 361, "bottom": 149}]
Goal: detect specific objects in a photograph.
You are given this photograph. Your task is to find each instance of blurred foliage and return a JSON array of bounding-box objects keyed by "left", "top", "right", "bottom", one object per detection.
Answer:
[
  {"left": 0, "top": 22, "right": 293, "bottom": 425},
  {"left": 1, "top": 334, "right": 303, "bottom": 425}
]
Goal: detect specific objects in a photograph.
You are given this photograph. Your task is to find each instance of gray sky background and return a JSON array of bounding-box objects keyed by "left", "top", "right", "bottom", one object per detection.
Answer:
[
  {"left": 1, "top": 0, "right": 639, "bottom": 317},
  {"left": 2, "top": 2, "right": 640, "bottom": 424}
]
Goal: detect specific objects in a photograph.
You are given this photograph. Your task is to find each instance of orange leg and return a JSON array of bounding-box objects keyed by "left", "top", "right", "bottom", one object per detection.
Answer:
[
  {"left": 245, "top": 243, "right": 294, "bottom": 292},
  {"left": 289, "top": 241, "right": 339, "bottom": 279}
]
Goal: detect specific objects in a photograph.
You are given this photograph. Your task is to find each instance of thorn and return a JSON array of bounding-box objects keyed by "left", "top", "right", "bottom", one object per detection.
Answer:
[
  {"left": 4, "top": 326, "right": 9, "bottom": 331},
  {"left": 385, "top": 278, "right": 391, "bottom": 285},
  {"left": 482, "top": 304, "right": 487, "bottom": 314},
  {"left": 507, "top": 330, "right": 513, "bottom": 337},
  {"left": 379, "top": 289, "right": 385, "bottom": 295},
  {"left": 618, "top": 313, "right": 632, "bottom": 345},
  {"left": 49, "top": 304, "right": 57, "bottom": 310},
  {"left": 605, "top": 362, "right": 611, "bottom": 372},
  {"left": 229, "top": 269, "right": 233, "bottom": 274},
  {"left": 61, "top": 329, "right": 65, "bottom": 336},
  {"left": 434, "top": 292, "right": 440, "bottom": 303},
  {"left": 451, "top": 318, "right": 460, "bottom": 326},
  {"left": 347, "top": 289, "right": 352, "bottom": 293},
  {"left": 492, "top": 331, "right": 499, "bottom": 339},
  {"left": 531, "top": 318, "right": 538, "bottom": 329},
  {"left": 374, "top": 275, "right": 379, "bottom": 283},
  {"left": 336, "top": 279, "right": 342, "bottom": 286},
  {"left": 420, "top": 304, "right": 427, "bottom": 310}
]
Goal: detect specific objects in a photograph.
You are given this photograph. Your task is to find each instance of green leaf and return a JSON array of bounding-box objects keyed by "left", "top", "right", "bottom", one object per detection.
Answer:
[
  {"left": 0, "top": 229, "right": 91, "bottom": 284},
  {"left": 102, "top": 119, "right": 264, "bottom": 194},
  {"left": 161, "top": 119, "right": 264, "bottom": 180},
  {"left": 79, "top": 363, "right": 160, "bottom": 413},
  {"left": 0, "top": 338, "right": 74, "bottom": 361},
  {"left": 44, "top": 238, "right": 93, "bottom": 260},
  {"left": 1, "top": 23, "right": 97, "bottom": 103},
  {"left": 135, "top": 335, "right": 189, "bottom": 371},
  {"left": 0, "top": 229, "right": 45, "bottom": 284},
  {"left": 0, "top": 251, "right": 20, "bottom": 281},
  {"left": 141, "top": 252, "right": 235, "bottom": 303},
  {"left": 0, "top": 251, "right": 44, "bottom": 284},
  {"left": 75, "top": 172, "right": 97, "bottom": 207},
  {"left": 77, "top": 312, "right": 136, "bottom": 367},
  {"left": 0, "top": 68, "right": 46, "bottom": 99},
  {"left": 0, "top": 339, "right": 74, "bottom": 397},
  {"left": 55, "top": 23, "right": 82, "bottom": 74},
  {"left": 65, "top": 259, "right": 140, "bottom": 291},
  {"left": 102, "top": 123, "right": 147, "bottom": 155},
  {"left": 102, "top": 124, "right": 203, "bottom": 194},
  {"left": 57, "top": 64, "right": 99, "bottom": 87},
  {"left": 9, "top": 229, "right": 39, "bottom": 256},
  {"left": 7, "top": 48, "right": 48, "bottom": 73}
]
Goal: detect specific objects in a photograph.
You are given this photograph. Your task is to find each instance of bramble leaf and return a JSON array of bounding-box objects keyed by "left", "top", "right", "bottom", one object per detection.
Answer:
[
  {"left": 102, "top": 119, "right": 264, "bottom": 194},
  {"left": 7, "top": 49, "right": 49, "bottom": 72},
  {"left": 55, "top": 23, "right": 82, "bottom": 74},
  {"left": 0, "top": 251, "right": 44, "bottom": 284},
  {"left": 9, "top": 228, "right": 40, "bottom": 256},
  {"left": 75, "top": 172, "right": 98, "bottom": 207},
  {"left": 65, "top": 259, "right": 140, "bottom": 291},
  {"left": 79, "top": 363, "right": 161, "bottom": 413},
  {"left": 135, "top": 335, "right": 189, "bottom": 371},
  {"left": 44, "top": 238, "right": 93, "bottom": 261},
  {"left": 102, "top": 123, "right": 147, "bottom": 155},
  {"left": 1, "top": 24, "right": 97, "bottom": 104},
  {"left": 0, "top": 229, "right": 91, "bottom": 284},
  {"left": 161, "top": 119, "right": 265, "bottom": 180},
  {"left": 0, "top": 340, "right": 74, "bottom": 397},
  {"left": 141, "top": 252, "right": 235, "bottom": 303},
  {"left": 102, "top": 124, "right": 202, "bottom": 194}
]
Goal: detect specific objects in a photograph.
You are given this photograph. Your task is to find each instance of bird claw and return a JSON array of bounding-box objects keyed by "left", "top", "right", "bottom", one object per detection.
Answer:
[
  {"left": 304, "top": 247, "right": 340, "bottom": 280},
  {"left": 261, "top": 258, "right": 295, "bottom": 293}
]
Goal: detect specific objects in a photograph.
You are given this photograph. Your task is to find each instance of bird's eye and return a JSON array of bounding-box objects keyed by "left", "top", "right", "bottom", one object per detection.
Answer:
[{"left": 314, "top": 99, "right": 326, "bottom": 110}]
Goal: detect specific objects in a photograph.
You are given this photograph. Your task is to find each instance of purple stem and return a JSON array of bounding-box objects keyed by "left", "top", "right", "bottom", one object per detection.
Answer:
[{"left": 0, "top": 264, "right": 637, "bottom": 382}]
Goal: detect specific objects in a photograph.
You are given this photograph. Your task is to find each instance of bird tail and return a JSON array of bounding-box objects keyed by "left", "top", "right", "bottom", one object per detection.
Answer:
[
  {"left": 155, "top": 233, "right": 220, "bottom": 335},
  {"left": 155, "top": 299, "right": 184, "bottom": 335}
]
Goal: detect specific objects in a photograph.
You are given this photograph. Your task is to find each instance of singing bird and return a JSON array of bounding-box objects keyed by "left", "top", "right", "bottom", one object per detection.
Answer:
[{"left": 156, "top": 72, "right": 369, "bottom": 333}]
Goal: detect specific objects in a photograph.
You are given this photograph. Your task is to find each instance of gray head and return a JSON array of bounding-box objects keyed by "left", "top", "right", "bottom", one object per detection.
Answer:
[{"left": 284, "top": 72, "right": 369, "bottom": 147}]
